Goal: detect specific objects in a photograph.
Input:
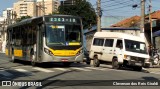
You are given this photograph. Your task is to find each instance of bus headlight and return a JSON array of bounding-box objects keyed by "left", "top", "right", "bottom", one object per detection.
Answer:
[
  {"left": 76, "top": 49, "right": 83, "bottom": 56},
  {"left": 44, "top": 48, "right": 54, "bottom": 56}
]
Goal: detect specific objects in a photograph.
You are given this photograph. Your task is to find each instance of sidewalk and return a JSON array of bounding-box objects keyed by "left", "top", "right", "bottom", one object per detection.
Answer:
[{"left": 145, "top": 67, "right": 160, "bottom": 73}]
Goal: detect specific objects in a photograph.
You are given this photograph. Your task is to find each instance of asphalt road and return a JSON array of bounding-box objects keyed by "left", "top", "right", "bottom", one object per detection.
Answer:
[{"left": 0, "top": 53, "right": 160, "bottom": 89}]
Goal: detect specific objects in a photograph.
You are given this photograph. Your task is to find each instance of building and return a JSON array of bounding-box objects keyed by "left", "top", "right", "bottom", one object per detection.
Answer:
[
  {"left": 2, "top": 8, "right": 14, "bottom": 19},
  {"left": 111, "top": 15, "right": 140, "bottom": 28},
  {"left": 0, "top": 16, "right": 6, "bottom": 52},
  {"left": 2, "top": 8, "right": 16, "bottom": 24},
  {"left": 60, "top": 0, "right": 76, "bottom": 6},
  {"left": 37, "top": 0, "right": 59, "bottom": 16},
  {"left": 111, "top": 11, "right": 160, "bottom": 49},
  {"left": 13, "top": 0, "right": 59, "bottom": 18},
  {"left": 13, "top": 0, "right": 35, "bottom": 18},
  {"left": 145, "top": 10, "right": 160, "bottom": 49},
  {"left": 0, "top": 8, "right": 15, "bottom": 52}
]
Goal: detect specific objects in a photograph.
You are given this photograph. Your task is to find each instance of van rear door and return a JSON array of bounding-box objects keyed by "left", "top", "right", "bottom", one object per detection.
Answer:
[{"left": 90, "top": 38, "right": 104, "bottom": 59}]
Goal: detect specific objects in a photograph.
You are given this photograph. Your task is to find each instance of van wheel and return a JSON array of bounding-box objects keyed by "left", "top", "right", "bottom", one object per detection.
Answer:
[
  {"left": 93, "top": 56, "right": 100, "bottom": 67},
  {"left": 112, "top": 58, "right": 120, "bottom": 69}
]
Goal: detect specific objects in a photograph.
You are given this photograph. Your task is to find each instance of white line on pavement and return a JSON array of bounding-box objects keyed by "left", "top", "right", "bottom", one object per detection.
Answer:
[
  {"left": 33, "top": 67, "right": 54, "bottom": 73},
  {"left": 84, "top": 67, "right": 109, "bottom": 71},
  {"left": 70, "top": 67, "right": 91, "bottom": 71},
  {"left": 150, "top": 72, "right": 160, "bottom": 75},
  {"left": 14, "top": 68, "right": 28, "bottom": 72},
  {"left": 53, "top": 68, "right": 70, "bottom": 71}
]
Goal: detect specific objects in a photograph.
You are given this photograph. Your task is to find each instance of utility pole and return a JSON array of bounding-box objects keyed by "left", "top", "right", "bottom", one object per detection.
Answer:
[
  {"left": 140, "top": 0, "right": 145, "bottom": 39},
  {"left": 42, "top": 0, "right": 45, "bottom": 15},
  {"left": 97, "top": 0, "right": 101, "bottom": 32},
  {"left": 34, "top": 0, "right": 37, "bottom": 17},
  {"left": 149, "top": 0, "right": 153, "bottom": 56}
]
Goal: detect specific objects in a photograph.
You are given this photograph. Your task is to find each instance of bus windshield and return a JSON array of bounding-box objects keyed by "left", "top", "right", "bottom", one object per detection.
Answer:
[
  {"left": 125, "top": 39, "right": 147, "bottom": 54},
  {"left": 46, "top": 24, "right": 81, "bottom": 46}
]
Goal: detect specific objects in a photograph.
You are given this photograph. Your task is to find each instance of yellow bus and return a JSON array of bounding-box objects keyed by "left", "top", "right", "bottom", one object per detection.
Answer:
[{"left": 6, "top": 15, "right": 84, "bottom": 66}]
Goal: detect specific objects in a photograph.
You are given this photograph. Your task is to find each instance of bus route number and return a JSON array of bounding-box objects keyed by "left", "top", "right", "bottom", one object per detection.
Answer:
[{"left": 50, "top": 17, "right": 76, "bottom": 23}]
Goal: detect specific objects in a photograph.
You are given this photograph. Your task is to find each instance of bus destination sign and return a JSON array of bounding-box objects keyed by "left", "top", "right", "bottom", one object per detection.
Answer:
[{"left": 45, "top": 17, "right": 80, "bottom": 24}]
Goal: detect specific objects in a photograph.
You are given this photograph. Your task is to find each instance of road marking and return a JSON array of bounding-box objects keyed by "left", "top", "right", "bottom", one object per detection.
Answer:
[
  {"left": 53, "top": 68, "right": 69, "bottom": 71},
  {"left": 12, "top": 65, "right": 32, "bottom": 69},
  {"left": 14, "top": 68, "right": 28, "bottom": 72},
  {"left": 150, "top": 72, "right": 160, "bottom": 75},
  {"left": 33, "top": 67, "right": 54, "bottom": 73},
  {"left": 0, "top": 68, "right": 4, "bottom": 70},
  {"left": 70, "top": 67, "right": 91, "bottom": 71},
  {"left": 0, "top": 70, "right": 13, "bottom": 77},
  {"left": 104, "top": 68, "right": 126, "bottom": 72},
  {"left": 84, "top": 67, "right": 109, "bottom": 71}
]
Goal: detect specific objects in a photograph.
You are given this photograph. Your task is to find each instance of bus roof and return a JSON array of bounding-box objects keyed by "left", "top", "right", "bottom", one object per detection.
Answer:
[
  {"left": 94, "top": 32, "right": 145, "bottom": 42},
  {"left": 7, "top": 15, "right": 81, "bottom": 29}
]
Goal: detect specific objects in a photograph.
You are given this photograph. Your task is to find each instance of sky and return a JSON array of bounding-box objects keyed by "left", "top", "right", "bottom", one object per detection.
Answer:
[
  {"left": 0, "top": 0, "right": 17, "bottom": 16},
  {"left": 0, "top": 0, "right": 160, "bottom": 17}
]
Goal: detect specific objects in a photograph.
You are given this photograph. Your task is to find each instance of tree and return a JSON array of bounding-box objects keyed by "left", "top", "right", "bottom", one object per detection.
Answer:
[
  {"left": 16, "top": 15, "right": 32, "bottom": 22},
  {"left": 58, "top": 0, "right": 97, "bottom": 29}
]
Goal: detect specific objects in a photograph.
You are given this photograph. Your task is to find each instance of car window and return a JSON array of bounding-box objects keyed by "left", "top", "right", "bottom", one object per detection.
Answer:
[
  {"left": 93, "top": 38, "right": 104, "bottom": 46},
  {"left": 116, "top": 40, "right": 123, "bottom": 48},
  {"left": 104, "top": 39, "right": 114, "bottom": 47}
]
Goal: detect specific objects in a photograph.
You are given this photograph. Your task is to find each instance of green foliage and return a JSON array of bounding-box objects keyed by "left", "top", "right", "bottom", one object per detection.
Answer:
[
  {"left": 58, "top": 0, "right": 97, "bottom": 29},
  {"left": 16, "top": 15, "right": 32, "bottom": 22},
  {"left": 52, "top": 12, "right": 59, "bottom": 15}
]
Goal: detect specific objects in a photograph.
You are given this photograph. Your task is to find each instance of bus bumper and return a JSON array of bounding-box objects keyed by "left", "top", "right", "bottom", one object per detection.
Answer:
[{"left": 40, "top": 53, "right": 84, "bottom": 63}]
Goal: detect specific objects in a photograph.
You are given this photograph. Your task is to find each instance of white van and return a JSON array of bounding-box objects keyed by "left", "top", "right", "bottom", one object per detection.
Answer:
[{"left": 89, "top": 32, "right": 149, "bottom": 71}]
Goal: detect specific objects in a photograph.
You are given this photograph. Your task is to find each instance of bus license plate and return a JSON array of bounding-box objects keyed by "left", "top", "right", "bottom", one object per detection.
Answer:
[{"left": 61, "top": 59, "right": 68, "bottom": 62}]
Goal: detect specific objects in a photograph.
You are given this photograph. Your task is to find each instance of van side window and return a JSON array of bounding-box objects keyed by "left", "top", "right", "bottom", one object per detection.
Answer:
[
  {"left": 104, "top": 39, "right": 114, "bottom": 47},
  {"left": 116, "top": 40, "right": 123, "bottom": 48},
  {"left": 93, "top": 38, "right": 104, "bottom": 46}
]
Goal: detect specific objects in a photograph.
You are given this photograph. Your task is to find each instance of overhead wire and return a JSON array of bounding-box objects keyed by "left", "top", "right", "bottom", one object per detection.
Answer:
[{"left": 100, "top": 0, "right": 140, "bottom": 17}]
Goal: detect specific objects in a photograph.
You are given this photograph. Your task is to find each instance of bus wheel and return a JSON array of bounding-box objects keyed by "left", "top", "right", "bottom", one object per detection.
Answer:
[
  {"left": 112, "top": 58, "right": 120, "bottom": 69},
  {"left": 31, "top": 55, "right": 36, "bottom": 66},
  {"left": 11, "top": 54, "right": 16, "bottom": 63},
  {"left": 93, "top": 56, "right": 100, "bottom": 67}
]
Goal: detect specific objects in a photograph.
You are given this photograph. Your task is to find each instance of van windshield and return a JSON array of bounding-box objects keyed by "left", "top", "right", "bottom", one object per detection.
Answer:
[{"left": 125, "top": 39, "right": 147, "bottom": 54}]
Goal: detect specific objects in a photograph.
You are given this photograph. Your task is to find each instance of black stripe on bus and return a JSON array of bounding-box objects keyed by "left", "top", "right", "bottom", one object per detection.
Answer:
[{"left": 47, "top": 45, "right": 81, "bottom": 50}]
